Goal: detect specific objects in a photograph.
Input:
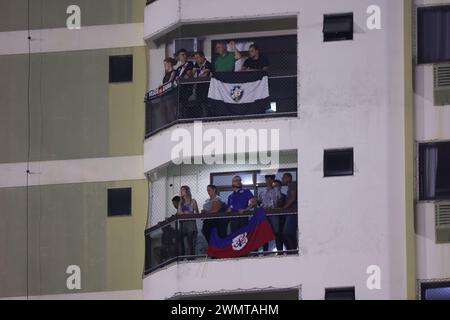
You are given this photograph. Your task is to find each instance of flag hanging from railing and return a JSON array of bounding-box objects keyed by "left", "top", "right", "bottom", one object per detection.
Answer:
[
  {"left": 207, "top": 71, "right": 270, "bottom": 116},
  {"left": 207, "top": 208, "right": 275, "bottom": 258}
]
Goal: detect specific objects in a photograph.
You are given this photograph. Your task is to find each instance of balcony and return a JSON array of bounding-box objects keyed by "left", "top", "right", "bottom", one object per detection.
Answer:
[
  {"left": 143, "top": 155, "right": 299, "bottom": 275},
  {"left": 144, "top": 208, "right": 298, "bottom": 275},
  {"left": 144, "top": 72, "right": 297, "bottom": 137}
]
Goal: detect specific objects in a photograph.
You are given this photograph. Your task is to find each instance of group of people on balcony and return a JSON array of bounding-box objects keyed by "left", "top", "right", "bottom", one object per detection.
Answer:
[
  {"left": 158, "top": 42, "right": 270, "bottom": 119},
  {"left": 162, "top": 41, "right": 270, "bottom": 85},
  {"left": 171, "top": 173, "right": 297, "bottom": 257}
]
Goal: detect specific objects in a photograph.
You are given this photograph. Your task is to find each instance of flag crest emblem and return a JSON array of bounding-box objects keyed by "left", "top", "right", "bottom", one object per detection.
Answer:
[
  {"left": 207, "top": 208, "right": 276, "bottom": 258},
  {"left": 230, "top": 85, "right": 244, "bottom": 102},
  {"left": 232, "top": 232, "right": 248, "bottom": 251}
]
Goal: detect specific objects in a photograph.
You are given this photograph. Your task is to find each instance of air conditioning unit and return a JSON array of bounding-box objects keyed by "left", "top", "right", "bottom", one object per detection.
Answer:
[
  {"left": 173, "top": 38, "right": 204, "bottom": 57},
  {"left": 433, "top": 63, "right": 450, "bottom": 106},
  {"left": 435, "top": 201, "right": 450, "bottom": 243}
]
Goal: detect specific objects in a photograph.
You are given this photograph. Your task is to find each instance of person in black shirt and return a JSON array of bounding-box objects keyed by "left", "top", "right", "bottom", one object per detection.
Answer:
[
  {"left": 241, "top": 44, "right": 269, "bottom": 71},
  {"left": 193, "top": 51, "right": 212, "bottom": 117},
  {"left": 193, "top": 51, "right": 212, "bottom": 78},
  {"left": 162, "top": 57, "right": 177, "bottom": 84},
  {"left": 175, "top": 48, "right": 194, "bottom": 80},
  {"left": 175, "top": 49, "right": 194, "bottom": 118}
]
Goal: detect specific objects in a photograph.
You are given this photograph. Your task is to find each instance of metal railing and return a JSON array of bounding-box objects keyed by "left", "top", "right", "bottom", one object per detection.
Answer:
[
  {"left": 144, "top": 208, "right": 298, "bottom": 275},
  {"left": 144, "top": 72, "right": 297, "bottom": 138}
]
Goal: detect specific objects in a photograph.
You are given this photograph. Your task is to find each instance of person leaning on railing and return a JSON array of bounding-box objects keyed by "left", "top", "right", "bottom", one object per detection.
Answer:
[
  {"left": 201, "top": 185, "right": 228, "bottom": 243},
  {"left": 162, "top": 57, "right": 177, "bottom": 84},
  {"left": 240, "top": 43, "right": 270, "bottom": 72},
  {"left": 226, "top": 176, "right": 256, "bottom": 234},
  {"left": 239, "top": 43, "right": 270, "bottom": 115},
  {"left": 177, "top": 185, "right": 199, "bottom": 256},
  {"left": 281, "top": 173, "right": 298, "bottom": 251},
  {"left": 258, "top": 175, "right": 283, "bottom": 252}
]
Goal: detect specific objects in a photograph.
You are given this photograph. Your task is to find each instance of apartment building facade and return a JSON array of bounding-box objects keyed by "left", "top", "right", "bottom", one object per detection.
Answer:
[
  {"left": 142, "top": 0, "right": 450, "bottom": 300},
  {"left": 0, "top": 0, "right": 449, "bottom": 300}
]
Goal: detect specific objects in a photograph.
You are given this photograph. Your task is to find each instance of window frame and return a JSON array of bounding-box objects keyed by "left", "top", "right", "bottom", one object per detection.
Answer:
[
  {"left": 107, "top": 187, "right": 132, "bottom": 217},
  {"left": 420, "top": 281, "right": 450, "bottom": 300},
  {"left": 323, "top": 148, "right": 354, "bottom": 178},
  {"left": 324, "top": 287, "right": 356, "bottom": 300},
  {"left": 109, "top": 55, "right": 133, "bottom": 83},
  {"left": 417, "top": 5, "right": 450, "bottom": 64},
  {"left": 418, "top": 142, "right": 450, "bottom": 201},
  {"left": 323, "top": 12, "right": 354, "bottom": 42}
]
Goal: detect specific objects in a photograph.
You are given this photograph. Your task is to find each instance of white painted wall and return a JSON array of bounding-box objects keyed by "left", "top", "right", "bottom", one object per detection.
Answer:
[
  {"left": 0, "top": 23, "right": 145, "bottom": 56},
  {"left": 0, "top": 156, "right": 145, "bottom": 188},
  {"left": 415, "top": 64, "right": 450, "bottom": 142},
  {"left": 415, "top": 202, "right": 450, "bottom": 280},
  {"left": 144, "top": 0, "right": 181, "bottom": 41},
  {"left": 143, "top": 0, "right": 409, "bottom": 300}
]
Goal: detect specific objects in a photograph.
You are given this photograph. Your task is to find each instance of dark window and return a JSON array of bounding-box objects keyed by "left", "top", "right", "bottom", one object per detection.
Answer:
[
  {"left": 323, "top": 13, "right": 354, "bottom": 42},
  {"left": 325, "top": 287, "right": 355, "bottom": 300},
  {"left": 417, "top": 6, "right": 450, "bottom": 64},
  {"left": 324, "top": 148, "right": 354, "bottom": 177},
  {"left": 210, "top": 169, "right": 297, "bottom": 200},
  {"left": 109, "top": 55, "right": 133, "bottom": 83},
  {"left": 107, "top": 188, "right": 132, "bottom": 217},
  {"left": 419, "top": 142, "right": 450, "bottom": 200},
  {"left": 421, "top": 282, "right": 450, "bottom": 300}
]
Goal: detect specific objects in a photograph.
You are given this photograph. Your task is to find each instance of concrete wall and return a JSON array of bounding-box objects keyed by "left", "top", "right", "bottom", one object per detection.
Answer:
[
  {"left": 0, "top": 46, "right": 147, "bottom": 163},
  {"left": 0, "top": 179, "right": 147, "bottom": 298},
  {"left": 0, "top": 1, "right": 149, "bottom": 298},
  {"left": 0, "top": 0, "right": 146, "bottom": 32},
  {"left": 143, "top": 0, "right": 411, "bottom": 299},
  {"left": 415, "top": 202, "right": 450, "bottom": 280}
]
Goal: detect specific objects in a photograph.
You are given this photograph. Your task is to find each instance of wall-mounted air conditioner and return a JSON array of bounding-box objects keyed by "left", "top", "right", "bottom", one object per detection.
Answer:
[
  {"left": 433, "top": 63, "right": 450, "bottom": 106},
  {"left": 173, "top": 38, "right": 204, "bottom": 57},
  {"left": 435, "top": 201, "right": 450, "bottom": 243}
]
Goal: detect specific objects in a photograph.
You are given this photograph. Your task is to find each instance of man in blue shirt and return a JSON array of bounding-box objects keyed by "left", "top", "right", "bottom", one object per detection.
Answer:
[{"left": 227, "top": 175, "right": 256, "bottom": 233}]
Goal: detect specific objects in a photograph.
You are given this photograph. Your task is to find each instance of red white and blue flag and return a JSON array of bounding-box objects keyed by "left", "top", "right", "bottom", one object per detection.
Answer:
[{"left": 207, "top": 208, "right": 275, "bottom": 258}]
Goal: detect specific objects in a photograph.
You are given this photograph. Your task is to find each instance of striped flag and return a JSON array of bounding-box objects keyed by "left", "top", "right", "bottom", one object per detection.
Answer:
[
  {"left": 207, "top": 208, "right": 275, "bottom": 258},
  {"left": 207, "top": 71, "right": 270, "bottom": 116}
]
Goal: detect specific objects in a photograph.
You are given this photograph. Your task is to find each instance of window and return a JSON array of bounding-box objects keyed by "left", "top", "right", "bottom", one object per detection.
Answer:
[
  {"left": 325, "top": 287, "right": 355, "bottom": 300},
  {"left": 210, "top": 169, "right": 297, "bottom": 201},
  {"left": 417, "top": 6, "right": 450, "bottom": 64},
  {"left": 323, "top": 13, "right": 354, "bottom": 42},
  {"left": 324, "top": 148, "right": 354, "bottom": 177},
  {"left": 419, "top": 142, "right": 450, "bottom": 200},
  {"left": 109, "top": 55, "right": 133, "bottom": 83},
  {"left": 421, "top": 281, "right": 450, "bottom": 300},
  {"left": 107, "top": 188, "right": 132, "bottom": 217}
]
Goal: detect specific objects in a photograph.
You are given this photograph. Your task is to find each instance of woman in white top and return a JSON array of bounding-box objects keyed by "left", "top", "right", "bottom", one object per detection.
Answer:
[
  {"left": 201, "top": 185, "right": 227, "bottom": 243},
  {"left": 177, "top": 186, "right": 199, "bottom": 256}
]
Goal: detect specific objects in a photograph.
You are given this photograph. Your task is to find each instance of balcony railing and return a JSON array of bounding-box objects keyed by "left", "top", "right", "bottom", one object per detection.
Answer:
[
  {"left": 144, "top": 72, "right": 297, "bottom": 138},
  {"left": 144, "top": 208, "right": 298, "bottom": 275}
]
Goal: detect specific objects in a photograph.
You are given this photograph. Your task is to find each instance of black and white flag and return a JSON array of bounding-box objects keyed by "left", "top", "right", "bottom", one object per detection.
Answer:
[{"left": 207, "top": 71, "right": 270, "bottom": 116}]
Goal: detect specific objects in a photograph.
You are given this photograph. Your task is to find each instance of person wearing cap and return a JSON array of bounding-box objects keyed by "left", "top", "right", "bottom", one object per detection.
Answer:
[
  {"left": 226, "top": 175, "right": 256, "bottom": 233},
  {"left": 258, "top": 174, "right": 282, "bottom": 252}
]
